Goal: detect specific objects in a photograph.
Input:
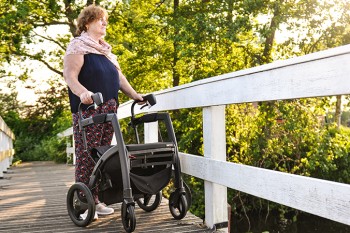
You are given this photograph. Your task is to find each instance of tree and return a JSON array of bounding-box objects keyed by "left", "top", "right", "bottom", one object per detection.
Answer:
[{"left": 0, "top": 0, "right": 119, "bottom": 79}]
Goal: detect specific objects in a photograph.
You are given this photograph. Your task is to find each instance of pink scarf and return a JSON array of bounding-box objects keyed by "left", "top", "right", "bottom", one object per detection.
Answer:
[{"left": 65, "top": 32, "right": 121, "bottom": 70}]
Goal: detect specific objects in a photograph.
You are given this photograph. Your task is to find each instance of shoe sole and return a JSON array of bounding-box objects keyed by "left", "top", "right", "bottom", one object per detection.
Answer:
[
  {"left": 96, "top": 211, "right": 114, "bottom": 216},
  {"left": 80, "top": 213, "right": 98, "bottom": 221}
]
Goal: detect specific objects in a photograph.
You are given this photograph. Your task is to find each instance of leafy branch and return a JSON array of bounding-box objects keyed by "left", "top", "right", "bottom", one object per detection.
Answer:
[
  {"left": 32, "top": 31, "right": 67, "bottom": 51},
  {"left": 12, "top": 49, "right": 63, "bottom": 77}
]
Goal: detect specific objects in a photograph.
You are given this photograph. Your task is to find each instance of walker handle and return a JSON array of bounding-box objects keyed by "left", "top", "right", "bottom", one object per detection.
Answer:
[
  {"left": 131, "top": 94, "right": 157, "bottom": 118},
  {"left": 78, "top": 92, "right": 104, "bottom": 151},
  {"left": 91, "top": 92, "right": 103, "bottom": 108}
]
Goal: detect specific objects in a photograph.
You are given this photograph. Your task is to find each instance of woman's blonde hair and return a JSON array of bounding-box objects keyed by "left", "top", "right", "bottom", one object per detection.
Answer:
[{"left": 76, "top": 5, "right": 108, "bottom": 36}]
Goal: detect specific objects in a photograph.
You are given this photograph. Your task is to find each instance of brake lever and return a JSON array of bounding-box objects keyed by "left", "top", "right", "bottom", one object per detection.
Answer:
[{"left": 140, "top": 103, "right": 149, "bottom": 110}]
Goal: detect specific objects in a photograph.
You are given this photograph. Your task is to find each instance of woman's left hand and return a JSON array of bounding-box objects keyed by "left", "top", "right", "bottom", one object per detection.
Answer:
[{"left": 135, "top": 94, "right": 146, "bottom": 105}]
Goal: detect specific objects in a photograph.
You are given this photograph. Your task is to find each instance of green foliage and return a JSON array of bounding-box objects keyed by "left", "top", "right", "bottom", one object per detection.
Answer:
[
  {"left": 106, "top": 0, "right": 176, "bottom": 100},
  {"left": 223, "top": 99, "right": 350, "bottom": 224},
  {"left": 172, "top": 109, "right": 203, "bottom": 155},
  {"left": 305, "top": 125, "right": 350, "bottom": 183},
  {"left": 0, "top": 78, "right": 71, "bottom": 163},
  {"left": 41, "top": 136, "right": 68, "bottom": 163},
  {"left": 13, "top": 134, "right": 67, "bottom": 163}
]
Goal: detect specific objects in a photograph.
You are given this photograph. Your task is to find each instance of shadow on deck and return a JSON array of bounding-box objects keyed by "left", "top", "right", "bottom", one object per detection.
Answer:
[{"left": 0, "top": 162, "right": 209, "bottom": 233}]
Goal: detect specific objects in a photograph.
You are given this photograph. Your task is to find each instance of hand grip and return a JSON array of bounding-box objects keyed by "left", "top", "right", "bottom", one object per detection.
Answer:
[
  {"left": 143, "top": 94, "right": 156, "bottom": 106},
  {"left": 91, "top": 92, "right": 103, "bottom": 106},
  {"left": 134, "top": 94, "right": 157, "bottom": 106},
  {"left": 131, "top": 93, "right": 157, "bottom": 118}
]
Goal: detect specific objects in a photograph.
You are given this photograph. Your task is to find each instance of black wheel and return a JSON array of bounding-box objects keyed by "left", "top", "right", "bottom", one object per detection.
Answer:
[
  {"left": 183, "top": 181, "right": 192, "bottom": 209},
  {"left": 136, "top": 191, "right": 162, "bottom": 212},
  {"left": 169, "top": 192, "right": 188, "bottom": 220},
  {"left": 121, "top": 202, "right": 136, "bottom": 233},
  {"left": 66, "top": 182, "right": 95, "bottom": 227}
]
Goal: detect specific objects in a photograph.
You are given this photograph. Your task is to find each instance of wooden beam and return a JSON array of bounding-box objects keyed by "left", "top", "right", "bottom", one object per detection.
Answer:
[
  {"left": 57, "top": 127, "right": 73, "bottom": 138},
  {"left": 179, "top": 153, "right": 350, "bottom": 226}
]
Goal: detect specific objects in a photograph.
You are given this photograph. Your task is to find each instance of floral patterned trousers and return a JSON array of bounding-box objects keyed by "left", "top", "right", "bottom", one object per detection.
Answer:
[{"left": 72, "top": 98, "right": 118, "bottom": 203}]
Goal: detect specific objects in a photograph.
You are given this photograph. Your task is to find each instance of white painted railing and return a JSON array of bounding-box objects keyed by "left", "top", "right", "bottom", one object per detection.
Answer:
[
  {"left": 57, "top": 127, "right": 75, "bottom": 165},
  {"left": 0, "top": 116, "right": 15, "bottom": 178},
  {"left": 60, "top": 44, "right": 350, "bottom": 231}
]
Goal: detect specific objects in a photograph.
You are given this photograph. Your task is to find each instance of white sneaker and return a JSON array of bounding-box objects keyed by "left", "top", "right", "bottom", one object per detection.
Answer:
[
  {"left": 80, "top": 209, "right": 98, "bottom": 221},
  {"left": 96, "top": 203, "right": 114, "bottom": 216}
]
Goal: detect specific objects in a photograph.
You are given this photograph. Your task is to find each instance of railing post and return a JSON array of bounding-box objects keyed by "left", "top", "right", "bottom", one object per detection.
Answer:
[
  {"left": 0, "top": 117, "right": 15, "bottom": 178},
  {"left": 8, "top": 137, "right": 13, "bottom": 167},
  {"left": 57, "top": 127, "right": 75, "bottom": 165},
  {"left": 144, "top": 121, "right": 158, "bottom": 143},
  {"left": 203, "top": 105, "right": 228, "bottom": 232},
  {"left": 0, "top": 156, "right": 3, "bottom": 179}
]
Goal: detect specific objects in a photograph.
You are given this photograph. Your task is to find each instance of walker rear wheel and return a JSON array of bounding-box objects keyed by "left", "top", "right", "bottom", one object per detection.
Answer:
[
  {"left": 169, "top": 192, "right": 188, "bottom": 220},
  {"left": 121, "top": 202, "right": 136, "bottom": 233},
  {"left": 136, "top": 191, "right": 162, "bottom": 212},
  {"left": 66, "top": 182, "right": 95, "bottom": 227}
]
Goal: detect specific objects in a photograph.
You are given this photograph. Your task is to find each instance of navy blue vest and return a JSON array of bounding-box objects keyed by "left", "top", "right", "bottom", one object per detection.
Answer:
[{"left": 68, "top": 53, "right": 120, "bottom": 113}]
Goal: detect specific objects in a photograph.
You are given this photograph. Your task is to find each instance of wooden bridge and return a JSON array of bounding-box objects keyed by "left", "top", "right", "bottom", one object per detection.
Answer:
[
  {"left": 0, "top": 162, "right": 209, "bottom": 233},
  {"left": 1, "top": 44, "right": 350, "bottom": 232}
]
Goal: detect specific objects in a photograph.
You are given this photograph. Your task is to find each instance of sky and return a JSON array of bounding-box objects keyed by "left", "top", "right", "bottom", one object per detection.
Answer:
[
  {"left": 1, "top": 60, "right": 54, "bottom": 106},
  {"left": 0, "top": 25, "right": 69, "bottom": 106}
]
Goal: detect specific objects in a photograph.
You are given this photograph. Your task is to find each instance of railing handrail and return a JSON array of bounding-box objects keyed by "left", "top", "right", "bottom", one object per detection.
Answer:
[
  {"left": 59, "top": 44, "right": 350, "bottom": 230},
  {"left": 0, "top": 116, "right": 15, "bottom": 140},
  {"left": 117, "top": 44, "right": 350, "bottom": 119}
]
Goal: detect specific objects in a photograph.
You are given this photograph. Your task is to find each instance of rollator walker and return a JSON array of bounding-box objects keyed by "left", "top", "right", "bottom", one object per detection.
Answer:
[{"left": 66, "top": 93, "right": 191, "bottom": 232}]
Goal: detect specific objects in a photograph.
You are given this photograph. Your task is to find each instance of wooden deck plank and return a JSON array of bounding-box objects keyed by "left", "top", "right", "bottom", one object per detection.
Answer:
[{"left": 0, "top": 162, "right": 209, "bottom": 233}]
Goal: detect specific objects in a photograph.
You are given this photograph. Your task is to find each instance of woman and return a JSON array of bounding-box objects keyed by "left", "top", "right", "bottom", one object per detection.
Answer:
[{"left": 63, "top": 5, "right": 143, "bottom": 220}]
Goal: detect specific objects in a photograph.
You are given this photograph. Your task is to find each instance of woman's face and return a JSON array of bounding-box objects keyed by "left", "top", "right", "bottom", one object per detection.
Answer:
[{"left": 86, "top": 15, "right": 108, "bottom": 38}]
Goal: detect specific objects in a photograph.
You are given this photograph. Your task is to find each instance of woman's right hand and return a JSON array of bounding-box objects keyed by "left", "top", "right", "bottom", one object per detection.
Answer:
[{"left": 79, "top": 91, "right": 94, "bottom": 104}]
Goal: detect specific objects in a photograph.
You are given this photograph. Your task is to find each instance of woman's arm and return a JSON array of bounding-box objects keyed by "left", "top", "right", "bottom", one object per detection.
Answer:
[
  {"left": 63, "top": 54, "right": 93, "bottom": 104},
  {"left": 118, "top": 70, "right": 143, "bottom": 101}
]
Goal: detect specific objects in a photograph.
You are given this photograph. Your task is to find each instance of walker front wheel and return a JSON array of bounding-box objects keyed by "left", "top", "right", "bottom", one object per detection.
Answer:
[
  {"left": 66, "top": 182, "right": 95, "bottom": 227},
  {"left": 121, "top": 202, "right": 136, "bottom": 233}
]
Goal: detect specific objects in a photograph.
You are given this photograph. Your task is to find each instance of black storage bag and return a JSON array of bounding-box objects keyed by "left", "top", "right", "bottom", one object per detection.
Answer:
[{"left": 92, "top": 146, "right": 124, "bottom": 205}]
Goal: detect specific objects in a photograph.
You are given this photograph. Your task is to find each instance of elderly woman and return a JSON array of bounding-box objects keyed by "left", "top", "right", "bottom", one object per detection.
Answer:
[{"left": 63, "top": 5, "right": 143, "bottom": 220}]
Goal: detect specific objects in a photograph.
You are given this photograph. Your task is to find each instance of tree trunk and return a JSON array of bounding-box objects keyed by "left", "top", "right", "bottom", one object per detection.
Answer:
[
  {"left": 335, "top": 95, "right": 342, "bottom": 128},
  {"left": 261, "top": 1, "right": 282, "bottom": 64},
  {"left": 86, "top": 0, "right": 101, "bottom": 6},
  {"left": 226, "top": 0, "right": 234, "bottom": 26},
  {"left": 172, "top": 0, "right": 180, "bottom": 87},
  {"left": 63, "top": 0, "right": 78, "bottom": 37}
]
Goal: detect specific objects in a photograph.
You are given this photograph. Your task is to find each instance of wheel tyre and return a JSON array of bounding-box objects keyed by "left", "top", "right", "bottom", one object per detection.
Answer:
[
  {"left": 121, "top": 202, "right": 136, "bottom": 233},
  {"left": 183, "top": 182, "right": 192, "bottom": 209},
  {"left": 169, "top": 192, "right": 188, "bottom": 220},
  {"left": 136, "top": 191, "right": 162, "bottom": 212},
  {"left": 66, "top": 182, "right": 95, "bottom": 227}
]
